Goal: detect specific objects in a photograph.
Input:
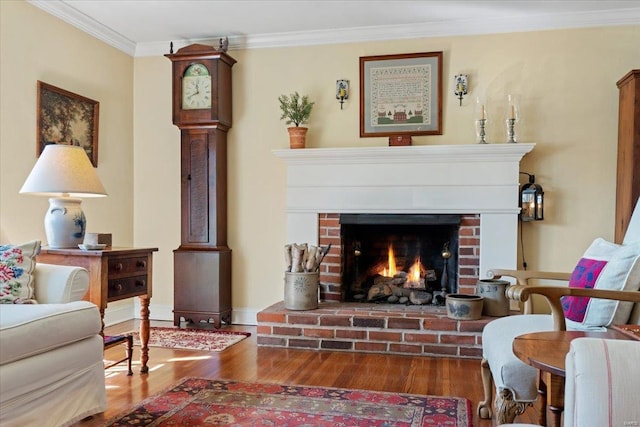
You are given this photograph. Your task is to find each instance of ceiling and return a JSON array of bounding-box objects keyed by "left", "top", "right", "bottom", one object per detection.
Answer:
[{"left": 29, "top": 0, "right": 640, "bottom": 57}]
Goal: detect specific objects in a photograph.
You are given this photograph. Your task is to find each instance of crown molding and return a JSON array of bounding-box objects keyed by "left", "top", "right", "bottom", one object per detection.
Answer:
[
  {"left": 29, "top": 0, "right": 137, "bottom": 55},
  {"left": 29, "top": 0, "right": 640, "bottom": 58}
]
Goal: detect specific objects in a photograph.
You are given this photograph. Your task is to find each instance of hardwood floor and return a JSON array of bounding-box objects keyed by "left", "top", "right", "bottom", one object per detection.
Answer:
[{"left": 76, "top": 320, "right": 541, "bottom": 426}]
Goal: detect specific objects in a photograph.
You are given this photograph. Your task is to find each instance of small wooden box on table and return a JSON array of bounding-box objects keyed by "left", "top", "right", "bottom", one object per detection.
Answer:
[{"left": 37, "top": 246, "right": 158, "bottom": 373}]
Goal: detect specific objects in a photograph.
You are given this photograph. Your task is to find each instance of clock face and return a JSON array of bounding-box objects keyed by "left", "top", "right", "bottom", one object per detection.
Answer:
[{"left": 182, "top": 63, "right": 212, "bottom": 110}]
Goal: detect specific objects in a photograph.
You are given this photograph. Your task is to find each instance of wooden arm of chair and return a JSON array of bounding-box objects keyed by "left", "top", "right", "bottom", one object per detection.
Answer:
[
  {"left": 506, "top": 285, "right": 640, "bottom": 330},
  {"left": 488, "top": 269, "right": 572, "bottom": 286},
  {"left": 488, "top": 269, "right": 572, "bottom": 314}
]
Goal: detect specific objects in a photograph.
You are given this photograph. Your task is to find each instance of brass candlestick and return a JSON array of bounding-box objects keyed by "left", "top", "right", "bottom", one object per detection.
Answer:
[
  {"left": 476, "top": 119, "right": 488, "bottom": 144},
  {"left": 507, "top": 118, "right": 517, "bottom": 143}
]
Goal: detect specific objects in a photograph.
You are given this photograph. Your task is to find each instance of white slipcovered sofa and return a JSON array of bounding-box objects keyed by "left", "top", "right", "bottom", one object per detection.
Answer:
[{"left": 0, "top": 263, "right": 107, "bottom": 427}]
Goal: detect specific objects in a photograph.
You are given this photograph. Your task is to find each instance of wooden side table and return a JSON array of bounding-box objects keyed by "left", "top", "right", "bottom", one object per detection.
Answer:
[
  {"left": 513, "top": 329, "right": 630, "bottom": 427},
  {"left": 37, "top": 246, "right": 158, "bottom": 373}
]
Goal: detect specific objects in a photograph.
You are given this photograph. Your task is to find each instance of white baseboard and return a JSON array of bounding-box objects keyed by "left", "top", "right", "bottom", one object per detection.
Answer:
[
  {"left": 231, "top": 307, "right": 258, "bottom": 325},
  {"left": 103, "top": 303, "right": 136, "bottom": 327},
  {"left": 104, "top": 301, "right": 258, "bottom": 327}
]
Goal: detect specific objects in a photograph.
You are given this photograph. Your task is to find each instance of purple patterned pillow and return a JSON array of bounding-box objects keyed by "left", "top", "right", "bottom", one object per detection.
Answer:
[
  {"left": 561, "top": 238, "right": 640, "bottom": 330},
  {"left": 562, "top": 258, "right": 607, "bottom": 322}
]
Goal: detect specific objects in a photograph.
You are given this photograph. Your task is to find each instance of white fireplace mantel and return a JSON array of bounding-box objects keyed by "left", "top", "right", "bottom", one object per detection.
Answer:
[{"left": 274, "top": 143, "right": 535, "bottom": 277}]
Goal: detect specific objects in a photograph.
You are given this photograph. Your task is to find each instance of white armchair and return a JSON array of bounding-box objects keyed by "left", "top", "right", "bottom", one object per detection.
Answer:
[{"left": 478, "top": 200, "right": 640, "bottom": 424}]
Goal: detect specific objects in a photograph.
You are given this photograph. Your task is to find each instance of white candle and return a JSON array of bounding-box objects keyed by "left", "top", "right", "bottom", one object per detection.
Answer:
[
  {"left": 481, "top": 104, "right": 486, "bottom": 120},
  {"left": 509, "top": 104, "right": 516, "bottom": 120}
]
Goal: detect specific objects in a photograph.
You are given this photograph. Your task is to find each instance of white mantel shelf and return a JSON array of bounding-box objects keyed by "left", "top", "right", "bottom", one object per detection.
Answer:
[
  {"left": 273, "top": 143, "right": 535, "bottom": 215},
  {"left": 273, "top": 143, "right": 534, "bottom": 164},
  {"left": 274, "top": 143, "right": 535, "bottom": 278}
]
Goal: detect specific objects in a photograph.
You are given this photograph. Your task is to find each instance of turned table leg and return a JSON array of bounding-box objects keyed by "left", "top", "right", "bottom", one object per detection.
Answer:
[
  {"left": 536, "top": 371, "right": 548, "bottom": 426},
  {"left": 139, "top": 295, "right": 150, "bottom": 374},
  {"left": 542, "top": 371, "right": 565, "bottom": 427}
]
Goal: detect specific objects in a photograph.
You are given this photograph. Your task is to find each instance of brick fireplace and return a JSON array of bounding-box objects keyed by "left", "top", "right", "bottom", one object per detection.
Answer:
[
  {"left": 318, "top": 212, "right": 481, "bottom": 302},
  {"left": 257, "top": 144, "right": 534, "bottom": 358}
]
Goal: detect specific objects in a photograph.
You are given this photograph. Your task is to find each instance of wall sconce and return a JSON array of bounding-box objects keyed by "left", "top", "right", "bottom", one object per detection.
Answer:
[
  {"left": 520, "top": 172, "right": 544, "bottom": 221},
  {"left": 454, "top": 74, "right": 468, "bottom": 106},
  {"left": 336, "top": 79, "right": 349, "bottom": 109}
]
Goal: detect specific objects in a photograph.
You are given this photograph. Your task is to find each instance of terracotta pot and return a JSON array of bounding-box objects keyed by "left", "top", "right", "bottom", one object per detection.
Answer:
[{"left": 287, "top": 127, "right": 308, "bottom": 149}]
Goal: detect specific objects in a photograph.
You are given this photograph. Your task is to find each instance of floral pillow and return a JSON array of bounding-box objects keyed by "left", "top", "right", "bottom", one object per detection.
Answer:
[
  {"left": 0, "top": 240, "right": 41, "bottom": 304},
  {"left": 562, "top": 238, "right": 640, "bottom": 329}
]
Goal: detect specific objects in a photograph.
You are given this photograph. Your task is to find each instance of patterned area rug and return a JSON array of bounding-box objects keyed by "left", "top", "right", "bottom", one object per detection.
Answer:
[
  {"left": 130, "top": 327, "right": 250, "bottom": 352},
  {"left": 103, "top": 378, "right": 472, "bottom": 426}
]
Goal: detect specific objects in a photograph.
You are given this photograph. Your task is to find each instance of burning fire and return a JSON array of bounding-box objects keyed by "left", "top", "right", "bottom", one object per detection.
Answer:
[
  {"left": 380, "top": 245, "right": 397, "bottom": 277},
  {"left": 408, "top": 257, "right": 422, "bottom": 282},
  {"left": 379, "top": 245, "right": 423, "bottom": 281}
]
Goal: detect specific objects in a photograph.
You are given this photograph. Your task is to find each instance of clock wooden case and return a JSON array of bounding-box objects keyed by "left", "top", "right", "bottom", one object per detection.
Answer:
[{"left": 166, "top": 44, "right": 236, "bottom": 328}]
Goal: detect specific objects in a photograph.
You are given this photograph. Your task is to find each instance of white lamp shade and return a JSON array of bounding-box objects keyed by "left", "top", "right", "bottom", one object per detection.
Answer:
[{"left": 20, "top": 145, "right": 107, "bottom": 197}]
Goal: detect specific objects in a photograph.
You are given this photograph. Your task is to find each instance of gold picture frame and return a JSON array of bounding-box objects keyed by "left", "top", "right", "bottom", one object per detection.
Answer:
[
  {"left": 37, "top": 81, "right": 100, "bottom": 166},
  {"left": 360, "top": 51, "right": 443, "bottom": 137}
]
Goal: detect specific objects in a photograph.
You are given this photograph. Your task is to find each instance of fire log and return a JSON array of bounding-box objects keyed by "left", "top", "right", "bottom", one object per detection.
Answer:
[
  {"left": 305, "top": 245, "right": 319, "bottom": 272},
  {"left": 291, "top": 243, "right": 307, "bottom": 273},
  {"left": 284, "top": 244, "right": 292, "bottom": 272}
]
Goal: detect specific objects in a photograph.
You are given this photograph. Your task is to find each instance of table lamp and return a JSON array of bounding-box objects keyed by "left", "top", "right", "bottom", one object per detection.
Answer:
[{"left": 20, "top": 145, "right": 107, "bottom": 248}]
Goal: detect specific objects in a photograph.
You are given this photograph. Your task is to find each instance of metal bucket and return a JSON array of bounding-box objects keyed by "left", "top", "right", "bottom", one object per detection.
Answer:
[
  {"left": 477, "top": 279, "right": 510, "bottom": 317},
  {"left": 284, "top": 272, "right": 319, "bottom": 310}
]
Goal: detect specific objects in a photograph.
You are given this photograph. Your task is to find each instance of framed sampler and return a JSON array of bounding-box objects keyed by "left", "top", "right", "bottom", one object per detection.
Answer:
[{"left": 360, "top": 51, "right": 442, "bottom": 138}]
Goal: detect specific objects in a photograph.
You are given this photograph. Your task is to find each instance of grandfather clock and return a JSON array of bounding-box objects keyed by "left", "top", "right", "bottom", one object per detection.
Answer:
[{"left": 165, "top": 43, "right": 236, "bottom": 328}]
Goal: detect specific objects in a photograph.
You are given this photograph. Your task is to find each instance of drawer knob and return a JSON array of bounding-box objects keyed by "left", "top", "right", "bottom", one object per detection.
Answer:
[
  {"left": 114, "top": 263, "right": 124, "bottom": 271},
  {"left": 136, "top": 260, "right": 147, "bottom": 268},
  {"left": 135, "top": 279, "right": 146, "bottom": 288},
  {"left": 115, "top": 283, "right": 123, "bottom": 292}
]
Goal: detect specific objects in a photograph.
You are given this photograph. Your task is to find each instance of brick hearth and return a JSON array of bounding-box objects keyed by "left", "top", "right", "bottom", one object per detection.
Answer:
[{"left": 257, "top": 301, "right": 493, "bottom": 359}]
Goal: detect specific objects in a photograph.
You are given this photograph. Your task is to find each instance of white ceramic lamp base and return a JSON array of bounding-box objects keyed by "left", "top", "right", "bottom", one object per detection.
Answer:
[{"left": 44, "top": 197, "right": 86, "bottom": 248}]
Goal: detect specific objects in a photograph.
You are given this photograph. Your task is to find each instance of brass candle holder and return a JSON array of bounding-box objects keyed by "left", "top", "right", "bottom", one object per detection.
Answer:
[
  {"left": 476, "top": 118, "right": 488, "bottom": 144},
  {"left": 506, "top": 94, "right": 519, "bottom": 143},
  {"left": 507, "top": 118, "right": 517, "bottom": 143},
  {"left": 475, "top": 98, "right": 488, "bottom": 144}
]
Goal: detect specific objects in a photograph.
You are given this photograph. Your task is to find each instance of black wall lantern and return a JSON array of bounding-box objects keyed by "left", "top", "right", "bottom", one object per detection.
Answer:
[{"left": 520, "top": 172, "right": 544, "bottom": 221}]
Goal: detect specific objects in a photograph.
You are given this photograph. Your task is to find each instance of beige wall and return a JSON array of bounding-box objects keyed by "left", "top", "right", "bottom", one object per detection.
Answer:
[
  {"left": 0, "top": 1, "right": 134, "bottom": 316},
  {"left": 135, "top": 26, "right": 640, "bottom": 321},
  {"left": 3, "top": 1, "right": 639, "bottom": 322}
]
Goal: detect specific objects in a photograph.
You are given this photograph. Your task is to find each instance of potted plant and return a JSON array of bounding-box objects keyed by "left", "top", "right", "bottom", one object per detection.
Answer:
[{"left": 278, "top": 91, "right": 314, "bottom": 149}]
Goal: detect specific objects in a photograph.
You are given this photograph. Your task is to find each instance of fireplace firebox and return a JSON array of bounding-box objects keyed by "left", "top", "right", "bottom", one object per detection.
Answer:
[{"left": 340, "top": 214, "right": 460, "bottom": 305}]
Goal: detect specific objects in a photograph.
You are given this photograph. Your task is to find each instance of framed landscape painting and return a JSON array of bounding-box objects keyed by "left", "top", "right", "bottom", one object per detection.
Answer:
[
  {"left": 37, "top": 81, "right": 99, "bottom": 166},
  {"left": 360, "top": 51, "right": 443, "bottom": 137}
]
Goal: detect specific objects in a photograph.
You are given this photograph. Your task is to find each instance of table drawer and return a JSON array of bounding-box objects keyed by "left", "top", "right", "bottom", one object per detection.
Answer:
[
  {"left": 108, "top": 275, "right": 148, "bottom": 299},
  {"left": 108, "top": 256, "right": 149, "bottom": 275}
]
